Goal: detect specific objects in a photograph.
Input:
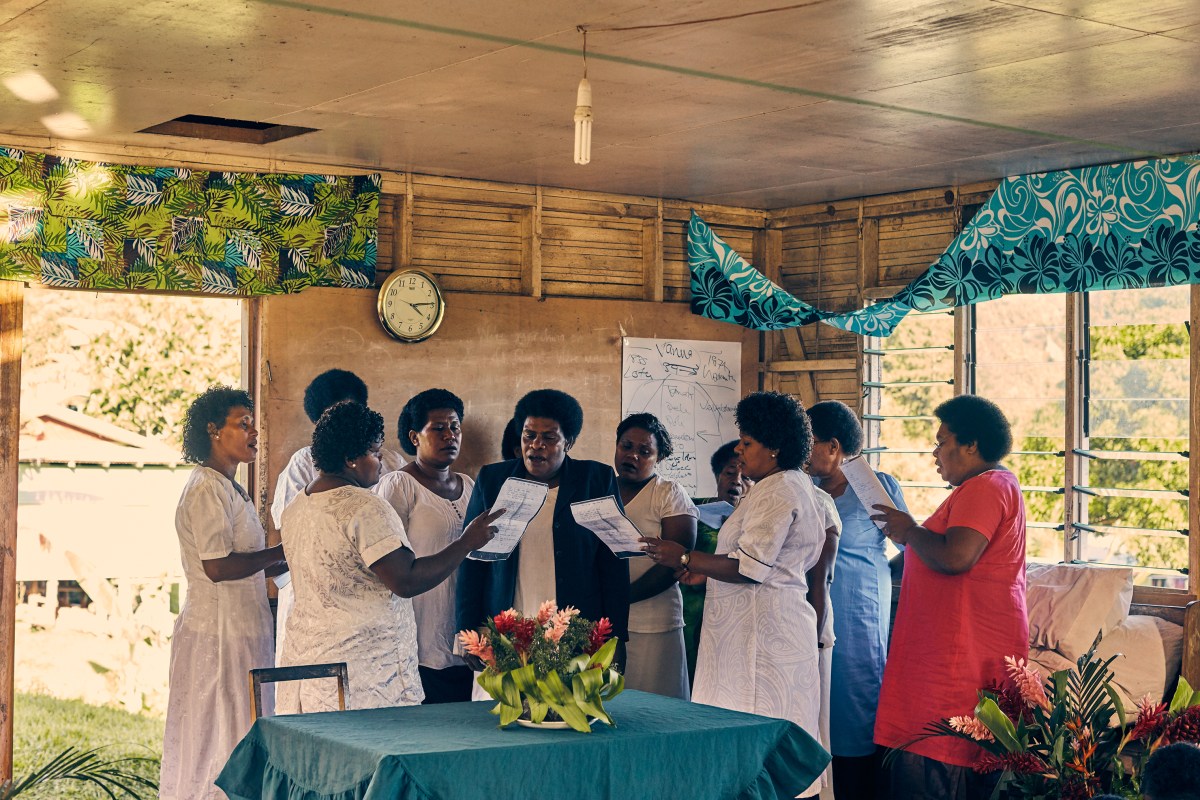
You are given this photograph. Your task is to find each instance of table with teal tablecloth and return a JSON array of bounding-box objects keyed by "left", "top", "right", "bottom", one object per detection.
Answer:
[{"left": 216, "top": 689, "right": 830, "bottom": 800}]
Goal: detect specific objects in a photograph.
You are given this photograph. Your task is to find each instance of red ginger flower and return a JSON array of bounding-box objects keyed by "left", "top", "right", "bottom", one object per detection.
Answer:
[
  {"left": 984, "top": 680, "right": 1033, "bottom": 725},
  {"left": 493, "top": 609, "right": 518, "bottom": 635},
  {"left": 1163, "top": 705, "right": 1200, "bottom": 744},
  {"left": 1130, "top": 695, "right": 1169, "bottom": 742},
  {"left": 973, "top": 752, "right": 1048, "bottom": 775},
  {"left": 511, "top": 618, "right": 537, "bottom": 655},
  {"left": 586, "top": 617, "right": 613, "bottom": 655}
]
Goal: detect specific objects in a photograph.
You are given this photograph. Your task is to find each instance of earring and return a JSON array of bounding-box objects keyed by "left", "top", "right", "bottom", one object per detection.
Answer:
[
  {"left": 349, "top": 463, "right": 356, "bottom": 468},
  {"left": 770, "top": 452, "right": 777, "bottom": 459}
]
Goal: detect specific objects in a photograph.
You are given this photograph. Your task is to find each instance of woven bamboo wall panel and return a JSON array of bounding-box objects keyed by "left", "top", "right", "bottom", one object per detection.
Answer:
[
  {"left": 780, "top": 221, "right": 858, "bottom": 299},
  {"left": 540, "top": 210, "right": 644, "bottom": 299},
  {"left": 877, "top": 209, "right": 958, "bottom": 287},
  {"left": 410, "top": 198, "right": 524, "bottom": 294}
]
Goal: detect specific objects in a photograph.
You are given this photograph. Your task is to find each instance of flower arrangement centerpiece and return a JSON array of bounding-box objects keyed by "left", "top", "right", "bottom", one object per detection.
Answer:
[
  {"left": 457, "top": 601, "right": 624, "bottom": 733},
  {"left": 914, "top": 634, "right": 1200, "bottom": 799}
]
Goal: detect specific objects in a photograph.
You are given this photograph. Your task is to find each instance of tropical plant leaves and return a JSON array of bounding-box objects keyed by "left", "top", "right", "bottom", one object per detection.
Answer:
[
  {"left": 125, "top": 174, "right": 163, "bottom": 207},
  {"left": 0, "top": 150, "right": 378, "bottom": 293}
]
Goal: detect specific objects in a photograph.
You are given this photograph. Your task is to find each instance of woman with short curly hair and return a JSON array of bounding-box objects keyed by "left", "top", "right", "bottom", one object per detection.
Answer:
[
  {"left": 456, "top": 389, "right": 629, "bottom": 659},
  {"left": 375, "top": 388, "right": 476, "bottom": 703},
  {"left": 613, "top": 412, "right": 697, "bottom": 699},
  {"left": 269, "top": 369, "right": 407, "bottom": 667},
  {"left": 161, "top": 387, "right": 285, "bottom": 800},
  {"left": 645, "top": 391, "right": 830, "bottom": 797},
  {"left": 871, "top": 394, "right": 1027, "bottom": 799},
  {"left": 277, "top": 401, "right": 501, "bottom": 712}
]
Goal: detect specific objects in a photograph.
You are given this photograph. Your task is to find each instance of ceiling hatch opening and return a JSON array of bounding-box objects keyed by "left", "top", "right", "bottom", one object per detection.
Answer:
[{"left": 139, "top": 114, "right": 316, "bottom": 145}]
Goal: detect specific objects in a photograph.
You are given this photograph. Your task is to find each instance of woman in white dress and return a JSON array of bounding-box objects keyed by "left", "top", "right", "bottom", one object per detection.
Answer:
[
  {"left": 161, "top": 387, "right": 286, "bottom": 800},
  {"left": 644, "top": 391, "right": 828, "bottom": 798},
  {"left": 375, "top": 388, "right": 475, "bottom": 704},
  {"left": 270, "top": 369, "right": 405, "bottom": 664},
  {"left": 613, "top": 412, "right": 696, "bottom": 699},
  {"left": 277, "top": 401, "right": 501, "bottom": 712}
]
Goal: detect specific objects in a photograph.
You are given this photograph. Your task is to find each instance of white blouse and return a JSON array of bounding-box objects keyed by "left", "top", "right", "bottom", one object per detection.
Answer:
[
  {"left": 277, "top": 486, "right": 423, "bottom": 711},
  {"left": 373, "top": 470, "right": 474, "bottom": 670},
  {"left": 624, "top": 475, "right": 698, "bottom": 633}
]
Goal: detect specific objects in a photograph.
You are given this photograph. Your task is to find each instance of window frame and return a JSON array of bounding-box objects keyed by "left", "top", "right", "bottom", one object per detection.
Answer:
[{"left": 860, "top": 286, "right": 1200, "bottom": 600}]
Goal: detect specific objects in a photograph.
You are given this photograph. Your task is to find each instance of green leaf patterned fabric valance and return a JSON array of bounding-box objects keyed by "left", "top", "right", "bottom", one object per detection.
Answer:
[
  {"left": 0, "top": 148, "right": 378, "bottom": 294},
  {"left": 688, "top": 156, "right": 1200, "bottom": 336}
]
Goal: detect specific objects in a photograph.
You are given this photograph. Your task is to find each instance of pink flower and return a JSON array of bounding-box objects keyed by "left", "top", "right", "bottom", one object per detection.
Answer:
[
  {"left": 457, "top": 629, "right": 495, "bottom": 667},
  {"left": 545, "top": 620, "right": 568, "bottom": 643},
  {"left": 536, "top": 601, "right": 557, "bottom": 626},
  {"left": 544, "top": 606, "right": 579, "bottom": 644},
  {"left": 1005, "top": 656, "right": 1051, "bottom": 711},
  {"left": 949, "top": 715, "right": 996, "bottom": 742}
]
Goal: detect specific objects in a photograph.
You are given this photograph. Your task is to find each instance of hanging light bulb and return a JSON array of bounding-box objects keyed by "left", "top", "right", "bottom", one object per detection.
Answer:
[
  {"left": 574, "top": 28, "right": 592, "bottom": 165},
  {"left": 574, "top": 77, "right": 592, "bottom": 165}
]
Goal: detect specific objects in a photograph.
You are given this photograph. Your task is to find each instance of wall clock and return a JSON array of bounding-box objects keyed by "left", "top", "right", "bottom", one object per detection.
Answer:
[{"left": 377, "top": 269, "right": 445, "bottom": 343}]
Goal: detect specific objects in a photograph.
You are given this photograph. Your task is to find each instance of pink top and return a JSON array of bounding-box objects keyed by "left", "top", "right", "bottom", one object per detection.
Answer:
[{"left": 874, "top": 469, "right": 1029, "bottom": 767}]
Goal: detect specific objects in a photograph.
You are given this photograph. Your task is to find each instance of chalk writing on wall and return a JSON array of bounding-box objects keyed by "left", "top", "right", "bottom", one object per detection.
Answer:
[{"left": 621, "top": 337, "right": 741, "bottom": 498}]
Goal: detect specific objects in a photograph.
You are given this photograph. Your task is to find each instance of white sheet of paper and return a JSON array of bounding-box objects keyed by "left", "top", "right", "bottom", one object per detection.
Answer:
[
  {"left": 841, "top": 455, "right": 895, "bottom": 530},
  {"left": 570, "top": 496, "right": 646, "bottom": 559},
  {"left": 695, "top": 500, "right": 735, "bottom": 529},
  {"left": 467, "top": 477, "right": 549, "bottom": 561}
]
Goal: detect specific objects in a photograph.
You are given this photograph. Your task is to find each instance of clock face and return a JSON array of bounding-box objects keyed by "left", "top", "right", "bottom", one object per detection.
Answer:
[{"left": 377, "top": 270, "right": 445, "bottom": 342}]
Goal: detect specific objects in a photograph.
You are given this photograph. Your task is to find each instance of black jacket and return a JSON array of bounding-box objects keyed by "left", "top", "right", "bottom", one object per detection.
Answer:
[{"left": 455, "top": 456, "right": 630, "bottom": 640}]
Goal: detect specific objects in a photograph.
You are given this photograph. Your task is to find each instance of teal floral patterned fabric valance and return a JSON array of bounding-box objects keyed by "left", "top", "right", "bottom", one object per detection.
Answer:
[
  {"left": 0, "top": 148, "right": 378, "bottom": 294},
  {"left": 689, "top": 156, "right": 1200, "bottom": 336}
]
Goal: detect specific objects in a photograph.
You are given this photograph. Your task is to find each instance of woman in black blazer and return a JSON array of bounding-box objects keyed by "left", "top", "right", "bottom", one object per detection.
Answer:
[{"left": 456, "top": 389, "right": 630, "bottom": 647}]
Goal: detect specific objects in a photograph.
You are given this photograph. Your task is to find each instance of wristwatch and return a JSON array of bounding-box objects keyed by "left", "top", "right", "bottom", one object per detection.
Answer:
[{"left": 679, "top": 550, "right": 691, "bottom": 569}]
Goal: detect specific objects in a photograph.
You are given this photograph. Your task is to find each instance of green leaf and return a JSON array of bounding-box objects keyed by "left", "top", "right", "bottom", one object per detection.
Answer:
[
  {"left": 1051, "top": 669, "right": 1069, "bottom": 704},
  {"left": 975, "top": 697, "right": 1022, "bottom": 753},
  {"left": 1168, "top": 678, "right": 1195, "bottom": 714},
  {"left": 588, "top": 637, "right": 617, "bottom": 670},
  {"left": 1105, "top": 684, "right": 1127, "bottom": 729}
]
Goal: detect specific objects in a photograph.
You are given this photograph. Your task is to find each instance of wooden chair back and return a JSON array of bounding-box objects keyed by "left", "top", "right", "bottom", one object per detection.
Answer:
[{"left": 249, "top": 662, "right": 349, "bottom": 722}]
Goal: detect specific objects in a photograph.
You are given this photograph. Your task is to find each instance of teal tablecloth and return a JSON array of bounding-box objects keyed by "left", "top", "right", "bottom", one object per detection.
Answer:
[{"left": 217, "top": 690, "right": 829, "bottom": 800}]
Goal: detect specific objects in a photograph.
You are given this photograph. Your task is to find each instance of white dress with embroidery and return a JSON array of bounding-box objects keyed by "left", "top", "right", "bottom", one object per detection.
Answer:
[
  {"left": 692, "top": 470, "right": 827, "bottom": 798},
  {"left": 270, "top": 445, "right": 406, "bottom": 665},
  {"left": 277, "top": 486, "right": 424, "bottom": 711},
  {"left": 373, "top": 470, "right": 473, "bottom": 670},
  {"left": 160, "top": 467, "right": 274, "bottom": 800}
]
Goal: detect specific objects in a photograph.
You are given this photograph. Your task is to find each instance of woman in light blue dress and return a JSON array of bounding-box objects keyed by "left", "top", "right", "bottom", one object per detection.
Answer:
[{"left": 806, "top": 401, "right": 907, "bottom": 800}]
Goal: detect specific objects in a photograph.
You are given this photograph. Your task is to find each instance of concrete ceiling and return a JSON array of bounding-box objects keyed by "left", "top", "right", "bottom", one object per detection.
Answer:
[{"left": 2, "top": 0, "right": 1199, "bottom": 209}]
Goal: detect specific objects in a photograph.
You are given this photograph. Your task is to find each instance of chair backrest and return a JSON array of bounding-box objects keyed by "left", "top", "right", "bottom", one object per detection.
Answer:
[{"left": 249, "top": 662, "right": 349, "bottom": 721}]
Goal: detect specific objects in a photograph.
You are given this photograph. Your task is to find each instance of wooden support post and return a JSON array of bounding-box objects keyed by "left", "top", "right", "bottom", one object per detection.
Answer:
[
  {"left": 242, "top": 298, "right": 270, "bottom": 532},
  {"left": 0, "top": 279, "right": 23, "bottom": 781},
  {"left": 642, "top": 200, "right": 664, "bottom": 303},
  {"left": 520, "top": 188, "right": 543, "bottom": 298},
  {"left": 400, "top": 174, "right": 414, "bottom": 271}
]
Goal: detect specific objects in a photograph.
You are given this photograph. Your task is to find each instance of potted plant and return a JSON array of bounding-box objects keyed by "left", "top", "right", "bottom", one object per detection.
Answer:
[
  {"left": 458, "top": 601, "right": 624, "bottom": 733},
  {"left": 909, "top": 633, "right": 1200, "bottom": 799}
]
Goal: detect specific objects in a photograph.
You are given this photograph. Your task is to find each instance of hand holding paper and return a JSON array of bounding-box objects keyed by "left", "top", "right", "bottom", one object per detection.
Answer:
[
  {"left": 841, "top": 455, "right": 896, "bottom": 531},
  {"left": 468, "top": 477, "right": 549, "bottom": 561},
  {"left": 570, "top": 496, "right": 645, "bottom": 558}
]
